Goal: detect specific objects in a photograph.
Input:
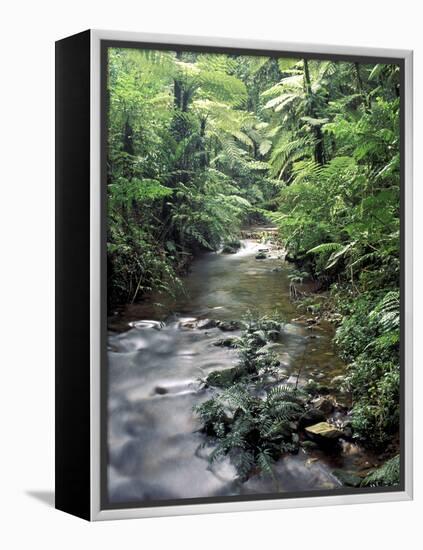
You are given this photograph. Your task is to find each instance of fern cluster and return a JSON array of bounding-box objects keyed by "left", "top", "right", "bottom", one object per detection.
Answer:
[
  {"left": 204, "top": 317, "right": 284, "bottom": 389},
  {"left": 361, "top": 455, "right": 400, "bottom": 487},
  {"left": 335, "top": 290, "right": 400, "bottom": 446},
  {"left": 195, "top": 319, "right": 306, "bottom": 480},
  {"left": 195, "top": 383, "right": 304, "bottom": 481}
]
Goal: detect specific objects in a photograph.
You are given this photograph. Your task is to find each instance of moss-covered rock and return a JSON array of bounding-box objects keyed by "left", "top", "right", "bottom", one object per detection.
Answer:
[
  {"left": 332, "top": 469, "right": 362, "bottom": 487},
  {"left": 305, "top": 422, "right": 343, "bottom": 441}
]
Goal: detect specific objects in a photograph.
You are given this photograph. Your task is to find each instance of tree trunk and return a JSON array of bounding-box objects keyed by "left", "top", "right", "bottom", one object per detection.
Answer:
[
  {"left": 303, "top": 59, "right": 324, "bottom": 165},
  {"left": 123, "top": 118, "right": 134, "bottom": 156},
  {"left": 355, "top": 62, "right": 370, "bottom": 110}
]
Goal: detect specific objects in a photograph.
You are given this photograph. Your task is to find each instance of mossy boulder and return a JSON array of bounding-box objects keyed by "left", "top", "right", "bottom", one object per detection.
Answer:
[
  {"left": 217, "top": 320, "right": 242, "bottom": 331},
  {"left": 212, "top": 337, "right": 239, "bottom": 348},
  {"left": 197, "top": 319, "right": 218, "bottom": 329},
  {"left": 311, "top": 397, "right": 334, "bottom": 415},
  {"left": 305, "top": 422, "right": 343, "bottom": 441},
  {"left": 304, "top": 379, "right": 331, "bottom": 396},
  {"left": 332, "top": 469, "right": 362, "bottom": 487},
  {"left": 221, "top": 239, "right": 241, "bottom": 254}
]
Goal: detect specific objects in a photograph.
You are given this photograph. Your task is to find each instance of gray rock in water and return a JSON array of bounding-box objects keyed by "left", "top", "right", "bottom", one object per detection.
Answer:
[
  {"left": 298, "top": 408, "right": 326, "bottom": 430},
  {"left": 304, "top": 379, "right": 331, "bottom": 395},
  {"left": 197, "top": 319, "right": 218, "bottom": 330},
  {"left": 332, "top": 469, "right": 362, "bottom": 487},
  {"left": 255, "top": 252, "right": 267, "bottom": 260},
  {"left": 221, "top": 245, "right": 237, "bottom": 254},
  {"left": 154, "top": 386, "right": 168, "bottom": 395},
  {"left": 312, "top": 396, "right": 334, "bottom": 415},
  {"left": 217, "top": 320, "right": 241, "bottom": 331},
  {"left": 212, "top": 337, "right": 239, "bottom": 348}
]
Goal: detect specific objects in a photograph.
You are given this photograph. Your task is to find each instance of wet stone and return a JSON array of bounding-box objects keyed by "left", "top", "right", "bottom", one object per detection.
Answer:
[
  {"left": 332, "top": 469, "right": 362, "bottom": 487},
  {"left": 312, "top": 396, "right": 334, "bottom": 415},
  {"left": 305, "top": 422, "right": 344, "bottom": 441},
  {"left": 197, "top": 319, "right": 218, "bottom": 330},
  {"left": 217, "top": 320, "right": 241, "bottom": 331},
  {"left": 154, "top": 386, "right": 168, "bottom": 395}
]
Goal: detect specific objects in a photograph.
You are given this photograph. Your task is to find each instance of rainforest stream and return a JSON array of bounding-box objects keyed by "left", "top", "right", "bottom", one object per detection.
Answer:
[{"left": 107, "top": 228, "right": 377, "bottom": 503}]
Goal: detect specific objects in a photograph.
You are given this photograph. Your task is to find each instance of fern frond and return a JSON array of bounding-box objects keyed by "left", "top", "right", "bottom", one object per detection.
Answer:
[
  {"left": 361, "top": 455, "right": 400, "bottom": 487},
  {"left": 269, "top": 136, "right": 312, "bottom": 179},
  {"left": 307, "top": 242, "right": 342, "bottom": 255},
  {"left": 257, "top": 448, "right": 275, "bottom": 478},
  {"left": 369, "top": 291, "right": 400, "bottom": 332}
]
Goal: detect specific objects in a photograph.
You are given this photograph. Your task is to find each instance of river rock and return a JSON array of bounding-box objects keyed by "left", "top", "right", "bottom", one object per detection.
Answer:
[
  {"left": 154, "top": 386, "right": 168, "bottom": 395},
  {"left": 221, "top": 245, "right": 237, "bottom": 254},
  {"left": 217, "top": 320, "right": 241, "bottom": 331},
  {"left": 312, "top": 396, "right": 334, "bottom": 415},
  {"left": 298, "top": 408, "right": 326, "bottom": 430},
  {"left": 304, "top": 379, "right": 331, "bottom": 395},
  {"left": 305, "top": 422, "right": 343, "bottom": 441},
  {"left": 212, "top": 337, "right": 239, "bottom": 348},
  {"left": 179, "top": 318, "right": 197, "bottom": 329},
  {"left": 197, "top": 319, "right": 218, "bottom": 330},
  {"left": 332, "top": 469, "right": 362, "bottom": 487},
  {"left": 343, "top": 426, "right": 353, "bottom": 439},
  {"left": 255, "top": 252, "right": 267, "bottom": 260}
]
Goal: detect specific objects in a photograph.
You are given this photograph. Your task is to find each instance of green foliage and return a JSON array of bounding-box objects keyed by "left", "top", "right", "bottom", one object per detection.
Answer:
[
  {"left": 107, "top": 47, "right": 400, "bottom": 456},
  {"left": 361, "top": 455, "right": 400, "bottom": 487},
  {"left": 196, "top": 381, "right": 304, "bottom": 481},
  {"left": 263, "top": 58, "right": 400, "bottom": 450},
  {"left": 195, "top": 318, "right": 306, "bottom": 480},
  {"left": 107, "top": 48, "right": 273, "bottom": 307},
  {"left": 335, "top": 291, "right": 400, "bottom": 446}
]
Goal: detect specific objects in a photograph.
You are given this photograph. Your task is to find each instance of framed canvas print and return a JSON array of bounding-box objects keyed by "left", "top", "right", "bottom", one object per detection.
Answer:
[{"left": 55, "top": 29, "right": 413, "bottom": 521}]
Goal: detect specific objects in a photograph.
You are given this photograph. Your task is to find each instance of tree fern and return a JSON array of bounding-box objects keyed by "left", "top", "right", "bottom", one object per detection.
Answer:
[
  {"left": 269, "top": 136, "right": 312, "bottom": 179},
  {"left": 307, "top": 242, "right": 343, "bottom": 255},
  {"left": 257, "top": 448, "right": 276, "bottom": 478}
]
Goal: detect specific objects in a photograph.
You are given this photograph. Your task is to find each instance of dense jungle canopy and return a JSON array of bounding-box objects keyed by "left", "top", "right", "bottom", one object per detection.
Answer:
[{"left": 106, "top": 47, "right": 400, "bottom": 477}]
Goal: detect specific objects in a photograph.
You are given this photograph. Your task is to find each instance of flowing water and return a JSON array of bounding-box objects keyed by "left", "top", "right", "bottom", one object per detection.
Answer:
[{"left": 107, "top": 229, "right": 375, "bottom": 504}]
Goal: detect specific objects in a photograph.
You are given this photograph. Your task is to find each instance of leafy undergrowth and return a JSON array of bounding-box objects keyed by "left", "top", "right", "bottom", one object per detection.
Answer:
[
  {"left": 195, "top": 318, "right": 307, "bottom": 481},
  {"left": 335, "top": 290, "right": 400, "bottom": 448},
  {"left": 361, "top": 455, "right": 400, "bottom": 487},
  {"left": 291, "top": 287, "right": 400, "bottom": 450}
]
